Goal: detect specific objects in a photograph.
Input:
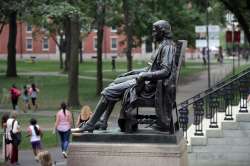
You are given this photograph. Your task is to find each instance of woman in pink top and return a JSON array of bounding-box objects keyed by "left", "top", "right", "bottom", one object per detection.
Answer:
[{"left": 54, "top": 102, "right": 72, "bottom": 158}]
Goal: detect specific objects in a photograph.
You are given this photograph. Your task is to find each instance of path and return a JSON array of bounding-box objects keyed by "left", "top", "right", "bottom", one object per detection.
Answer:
[
  {"left": 0, "top": 72, "right": 113, "bottom": 82},
  {"left": 0, "top": 61, "right": 242, "bottom": 166},
  {"left": 176, "top": 62, "right": 234, "bottom": 103}
]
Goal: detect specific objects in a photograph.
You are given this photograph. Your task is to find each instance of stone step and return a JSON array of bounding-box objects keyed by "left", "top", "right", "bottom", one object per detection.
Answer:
[
  {"left": 207, "top": 137, "right": 250, "bottom": 146},
  {"left": 190, "top": 135, "right": 207, "bottom": 146},
  {"left": 192, "top": 145, "right": 250, "bottom": 153},
  {"left": 236, "top": 113, "right": 250, "bottom": 122},
  {"left": 206, "top": 126, "right": 223, "bottom": 138},
  {"left": 191, "top": 152, "right": 250, "bottom": 161},
  {"left": 188, "top": 159, "right": 250, "bottom": 166},
  {"left": 222, "top": 120, "right": 239, "bottom": 130},
  {"left": 239, "top": 122, "right": 250, "bottom": 130},
  {"left": 223, "top": 129, "right": 250, "bottom": 137}
]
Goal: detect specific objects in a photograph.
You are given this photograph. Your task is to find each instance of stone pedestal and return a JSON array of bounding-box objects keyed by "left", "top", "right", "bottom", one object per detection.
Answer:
[{"left": 68, "top": 129, "right": 188, "bottom": 166}]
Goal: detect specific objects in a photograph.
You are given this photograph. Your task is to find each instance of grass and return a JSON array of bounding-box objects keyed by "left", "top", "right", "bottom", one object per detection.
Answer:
[
  {"left": 0, "top": 59, "right": 206, "bottom": 79},
  {"left": 20, "top": 131, "right": 58, "bottom": 150},
  {"left": 223, "top": 63, "right": 250, "bottom": 80},
  {"left": 0, "top": 112, "right": 67, "bottom": 150},
  {"left": 0, "top": 75, "right": 107, "bottom": 110},
  {"left": 0, "top": 60, "right": 207, "bottom": 110}
]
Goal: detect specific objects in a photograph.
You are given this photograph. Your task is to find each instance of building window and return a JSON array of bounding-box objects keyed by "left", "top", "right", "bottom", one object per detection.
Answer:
[
  {"left": 43, "top": 38, "right": 49, "bottom": 50},
  {"left": 111, "top": 26, "right": 117, "bottom": 32},
  {"left": 26, "top": 24, "right": 32, "bottom": 33},
  {"left": 111, "top": 38, "right": 117, "bottom": 50},
  {"left": 93, "top": 38, "right": 97, "bottom": 50},
  {"left": 26, "top": 38, "right": 33, "bottom": 51}
]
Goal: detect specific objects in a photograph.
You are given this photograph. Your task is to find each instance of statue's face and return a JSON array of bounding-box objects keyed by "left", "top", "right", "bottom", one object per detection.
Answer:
[{"left": 152, "top": 25, "right": 164, "bottom": 42}]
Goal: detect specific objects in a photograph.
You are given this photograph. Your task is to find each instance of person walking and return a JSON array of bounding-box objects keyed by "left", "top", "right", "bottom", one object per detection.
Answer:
[
  {"left": 9, "top": 85, "right": 21, "bottom": 111},
  {"left": 29, "top": 83, "right": 39, "bottom": 111},
  {"left": 54, "top": 102, "right": 73, "bottom": 158},
  {"left": 1, "top": 113, "right": 10, "bottom": 161},
  {"left": 6, "top": 111, "right": 21, "bottom": 165},
  {"left": 27, "top": 118, "right": 43, "bottom": 161},
  {"left": 202, "top": 47, "right": 207, "bottom": 65},
  {"left": 22, "top": 85, "right": 30, "bottom": 112},
  {"left": 76, "top": 105, "right": 92, "bottom": 128}
]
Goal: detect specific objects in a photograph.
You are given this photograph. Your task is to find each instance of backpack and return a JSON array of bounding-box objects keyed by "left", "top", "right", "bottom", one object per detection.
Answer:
[
  {"left": 10, "top": 120, "right": 22, "bottom": 146},
  {"left": 11, "top": 88, "right": 21, "bottom": 98}
]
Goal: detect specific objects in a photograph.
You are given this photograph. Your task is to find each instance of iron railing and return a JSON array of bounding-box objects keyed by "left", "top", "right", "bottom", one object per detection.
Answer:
[{"left": 178, "top": 67, "right": 250, "bottom": 138}]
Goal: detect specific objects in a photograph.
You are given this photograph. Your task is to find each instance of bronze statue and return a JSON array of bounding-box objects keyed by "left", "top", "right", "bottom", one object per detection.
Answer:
[{"left": 72, "top": 20, "right": 177, "bottom": 133}]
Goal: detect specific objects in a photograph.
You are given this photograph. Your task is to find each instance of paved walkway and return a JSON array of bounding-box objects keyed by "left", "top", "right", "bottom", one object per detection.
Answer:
[
  {"left": 176, "top": 62, "right": 234, "bottom": 103},
  {"left": 0, "top": 72, "right": 113, "bottom": 82},
  {"left": 0, "top": 61, "right": 242, "bottom": 166}
]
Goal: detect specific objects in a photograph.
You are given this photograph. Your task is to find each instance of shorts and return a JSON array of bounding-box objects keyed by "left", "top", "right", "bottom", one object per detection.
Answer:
[
  {"left": 23, "top": 96, "right": 29, "bottom": 103},
  {"left": 31, "top": 140, "right": 41, "bottom": 150},
  {"left": 31, "top": 97, "right": 37, "bottom": 106}
]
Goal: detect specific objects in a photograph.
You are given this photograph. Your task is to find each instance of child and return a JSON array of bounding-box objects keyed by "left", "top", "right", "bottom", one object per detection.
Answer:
[
  {"left": 27, "top": 118, "right": 42, "bottom": 161},
  {"left": 37, "top": 151, "right": 54, "bottom": 166},
  {"left": 9, "top": 84, "right": 21, "bottom": 111},
  {"left": 1, "top": 113, "right": 11, "bottom": 161},
  {"left": 22, "top": 85, "right": 30, "bottom": 112},
  {"left": 76, "top": 105, "right": 92, "bottom": 128},
  {"left": 29, "top": 83, "right": 39, "bottom": 111}
]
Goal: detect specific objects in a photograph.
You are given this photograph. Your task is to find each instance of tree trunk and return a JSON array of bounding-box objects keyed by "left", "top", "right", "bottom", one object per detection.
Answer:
[
  {"left": 79, "top": 41, "right": 83, "bottom": 63},
  {"left": 64, "top": 17, "right": 71, "bottom": 73},
  {"left": 0, "top": 24, "right": 5, "bottom": 35},
  {"left": 67, "top": 14, "right": 80, "bottom": 107},
  {"left": 6, "top": 12, "right": 17, "bottom": 77},
  {"left": 59, "top": 34, "right": 64, "bottom": 69},
  {"left": 122, "top": 0, "right": 133, "bottom": 71},
  {"left": 96, "top": 0, "right": 105, "bottom": 95}
]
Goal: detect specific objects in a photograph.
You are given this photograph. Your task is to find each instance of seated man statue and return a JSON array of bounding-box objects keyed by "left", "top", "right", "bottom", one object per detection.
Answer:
[{"left": 73, "top": 20, "right": 176, "bottom": 133}]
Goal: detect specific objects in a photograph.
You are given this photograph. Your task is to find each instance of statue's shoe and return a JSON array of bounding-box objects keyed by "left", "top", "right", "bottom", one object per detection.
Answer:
[
  {"left": 95, "top": 121, "right": 108, "bottom": 130},
  {"left": 71, "top": 128, "right": 83, "bottom": 133},
  {"left": 151, "top": 124, "right": 169, "bottom": 132},
  {"left": 71, "top": 124, "right": 95, "bottom": 133}
]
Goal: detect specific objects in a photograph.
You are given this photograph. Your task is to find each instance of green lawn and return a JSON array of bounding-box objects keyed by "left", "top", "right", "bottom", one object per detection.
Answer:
[
  {"left": 0, "top": 112, "right": 70, "bottom": 150},
  {"left": 0, "top": 130, "right": 58, "bottom": 150},
  {"left": 0, "top": 75, "right": 106, "bottom": 110},
  {"left": 20, "top": 131, "right": 58, "bottom": 150},
  {"left": 0, "top": 60, "right": 207, "bottom": 110},
  {"left": 0, "top": 59, "right": 205, "bottom": 79}
]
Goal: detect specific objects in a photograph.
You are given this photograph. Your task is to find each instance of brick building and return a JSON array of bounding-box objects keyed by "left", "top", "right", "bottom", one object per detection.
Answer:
[
  {"left": 0, "top": 22, "right": 57, "bottom": 59},
  {"left": 0, "top": 22, "right": 143, "bottom": 60}
]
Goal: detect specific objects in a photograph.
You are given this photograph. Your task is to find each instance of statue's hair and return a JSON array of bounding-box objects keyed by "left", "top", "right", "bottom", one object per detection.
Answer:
[{"left": 153, "top": 20, "right": 172, "bottom": 37}]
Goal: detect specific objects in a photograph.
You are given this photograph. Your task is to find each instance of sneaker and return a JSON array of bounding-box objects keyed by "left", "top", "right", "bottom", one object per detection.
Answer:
[
  {"left": 62, "top": 151, "right": 67, "bottom": 158},
  {"left": 35, "top": 156, "right": 39, "bottom": 162}
]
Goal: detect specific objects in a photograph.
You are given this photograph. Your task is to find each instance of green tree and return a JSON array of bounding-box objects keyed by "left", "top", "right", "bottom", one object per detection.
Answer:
[
  {"left": 96, "top": 0, "right": 106, "bottom": 95},
  {"left": 0, "top": 0, "right": 34, "bottom": 77}
]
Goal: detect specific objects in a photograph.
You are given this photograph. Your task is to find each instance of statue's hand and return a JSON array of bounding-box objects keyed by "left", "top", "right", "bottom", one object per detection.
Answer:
[{"left": 136, "top": 72, "right": 146, "bottom": 84}]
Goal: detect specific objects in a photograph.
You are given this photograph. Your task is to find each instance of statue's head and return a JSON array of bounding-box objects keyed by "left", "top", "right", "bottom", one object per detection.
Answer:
[{"left": 152, "top": 20, "right": 171, "bottom": 42}]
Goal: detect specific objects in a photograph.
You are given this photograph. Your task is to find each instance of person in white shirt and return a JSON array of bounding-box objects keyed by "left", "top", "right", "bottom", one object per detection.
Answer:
[
  {"left": 29, "top": 83, "right": 39, "bottom": 111},
  {"left": 6, "top": 111, "right": 20, "bottom": 165},
  {"left": 27, "top": 118, "right": 43, "bottom": 161}
]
